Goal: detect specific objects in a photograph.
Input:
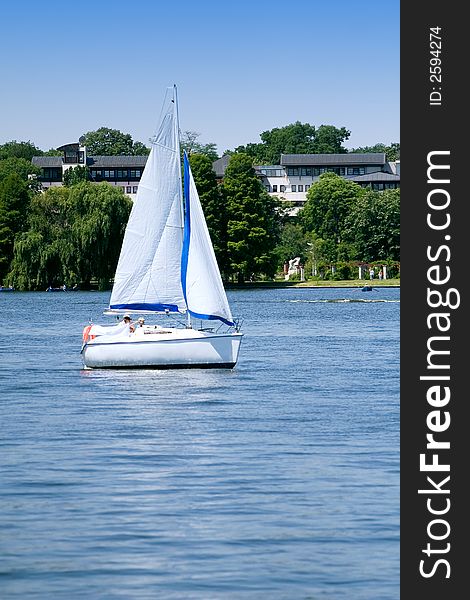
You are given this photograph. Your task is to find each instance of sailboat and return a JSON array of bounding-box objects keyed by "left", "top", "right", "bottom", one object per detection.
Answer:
[{"left": 81, "top": 86, "right": 243, "bottom": 369}]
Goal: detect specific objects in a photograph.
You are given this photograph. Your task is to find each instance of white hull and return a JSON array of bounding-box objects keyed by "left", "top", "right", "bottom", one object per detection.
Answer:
[{"left": 82, "top": 327, "right": 243, "bottom": 369}]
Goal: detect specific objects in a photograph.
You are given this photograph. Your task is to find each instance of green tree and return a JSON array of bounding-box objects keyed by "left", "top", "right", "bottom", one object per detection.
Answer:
[
  {"left": 188, "top": 153, "right": 228, "bottom": 275},
  {"left": 222, "top": 153, "right": 279, "bottom": 281},
  {"left": 9, "top": 182, "right": 131, "bottom": 290},
  {"left": 300, "top": 172, "right": 364, "bottom": 259},
  {"left": 343, "top": 188, "right": 400, "bottom": 261},
  {"left": 132, "top": 141, "right": 151, "bottom": 156},
  {"left": 0, "top": 174, "right": 31, "bottom": 281},
  {"left": 63, "top": 165, "right": 90, "bottom": 186},
  {"left": 181, "top": 131, "right": 218, "bottom": 162},
  {"left": 80, "top": 127, "right": 149, "bottom": 155},
  {"left": 0, "top": 140, "right": 43, "bottom": 161},
  {"left": 314, "top": 125, "right": 351, "bottom": 154},
  {"left": 0, "top": 157, "right": 40, "bottom": 183},
  {"left": 349, "top": 142, "right": 400, "bottom": 162},
  {"left": 235, "top": 122, "right": 350, "bottom": 164},
  {"left": 275, "top": 222, "right": 309, "bottom": 265},
  {"left": 43, "top": 148, "right": 63, "bottom": 156}
]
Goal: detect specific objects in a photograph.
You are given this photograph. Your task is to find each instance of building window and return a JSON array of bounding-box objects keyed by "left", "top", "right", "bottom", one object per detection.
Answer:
[
  {"left": 305, "top": 185, "right": 310, "bottom": 191},
  {"left": 287, "top": 167, "right": 299, "bottom": 176},
  {"left": 280, "top": 185, "right": 286, "bottom": 192},
  {"left": 133, "top": 186, "right": 138, "bottom": 193},
  {"left": 298, "top": 185, "right": 304, "bottom": 192},
  {"left": 265, "top": 185, "right": 270, "bottom": 192},
  {"left": 41, "top": 168, "right": 62, "bottom": 181},
  {"left": 291, "top": 185, "right": 297, "bottom": 192},
  {"left": 347, "top": 167, "right": 366, "bottom": 175},
  {"left": 64, "top": 150, "right": 78, "bottom": 163},
  {"left": 117, "top": 170, "right": 129, "bottom": 179},
  {"left": 104, "top": 170, "right": 115, "bottom": 178},
  {"left": 126, "top": 186, "right": 132, "bottom": 193},
  {"left": 272, "top": 185, "right": 277, "bottom": 192}
]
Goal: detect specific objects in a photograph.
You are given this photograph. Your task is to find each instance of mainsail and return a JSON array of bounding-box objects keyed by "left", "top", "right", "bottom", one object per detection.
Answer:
[
  {"left": 109, "top": 90, "right": 185, "bottom": 313},
  {"left": 109, "top": 86, "right": 233, "bottom": 326}
]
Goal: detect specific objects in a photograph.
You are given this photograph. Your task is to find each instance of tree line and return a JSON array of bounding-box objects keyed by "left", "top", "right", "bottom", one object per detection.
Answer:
[{"left": 0, "top": 125, "right": 400, "bottom": 289}]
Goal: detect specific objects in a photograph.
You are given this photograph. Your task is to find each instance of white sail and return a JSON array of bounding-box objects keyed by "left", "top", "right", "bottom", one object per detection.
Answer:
[
  {"left": 109, "top": 90, "right": 185, "bottom": 313},
  {"left": 181, "top": 153, "right": 234, "bottom": 326}
]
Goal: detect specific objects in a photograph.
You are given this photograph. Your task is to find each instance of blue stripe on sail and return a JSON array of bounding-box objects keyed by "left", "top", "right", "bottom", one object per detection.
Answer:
[
  {"left": 181, "top": 151, "right": 190, "bottom": 305},
  {"left": 110, "top": 303, "right": 181, "bottom": 312},
  {"left": 188, "top": 310, "right": 234, "bottom": 327}
]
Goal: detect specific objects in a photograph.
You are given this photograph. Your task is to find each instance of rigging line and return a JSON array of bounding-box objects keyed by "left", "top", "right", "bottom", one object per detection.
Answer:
[
  {"left": 150, "top": 141, "right": 178, "bottom": 153},
  {"left": 151, "top": 87, "right": 173, "bottom": 141}
]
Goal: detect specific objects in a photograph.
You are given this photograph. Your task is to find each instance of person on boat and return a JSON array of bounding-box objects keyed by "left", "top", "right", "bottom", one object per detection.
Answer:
[
  {"left": 136, "top": 317, "right": 145, "bottom": 328},
  {"left": 123, "top": 314, "right": 135, "bottom": 333},
  {"left": 88, "top": 315, "right": 134, "bottom": 338}
]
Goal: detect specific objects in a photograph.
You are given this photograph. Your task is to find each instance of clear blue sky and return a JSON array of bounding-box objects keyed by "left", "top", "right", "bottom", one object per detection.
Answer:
[{"left": 0, "top": 0, "right": 399, "bottom": 155}]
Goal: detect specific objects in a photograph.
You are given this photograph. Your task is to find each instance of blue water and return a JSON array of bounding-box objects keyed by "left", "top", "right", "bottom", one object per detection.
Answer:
[{"left": 0, "top": 287, "right": 399, "bottom": 599}]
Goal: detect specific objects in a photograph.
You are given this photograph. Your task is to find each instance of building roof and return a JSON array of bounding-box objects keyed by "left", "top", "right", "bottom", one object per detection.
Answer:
[
  {"left": 57, "top": 143, "right": 80, "bottom": 151},
  {"left": 87, "top": 155, "right": 147, "bottom": 168},
  {"left": 280, "top": 153, "right": 386, "bottom": 166},
  {"left": 32, "top": 156, "right": 62, "bottom": 167},
  {"left": 346, "top": 172, "right": 400, "bottom": 182},
  {"left": 32, "top": 155, "right": 149, "bottom": 168},
  {"left": 212, "top": 154, "right": 231, "bottom": 177}
]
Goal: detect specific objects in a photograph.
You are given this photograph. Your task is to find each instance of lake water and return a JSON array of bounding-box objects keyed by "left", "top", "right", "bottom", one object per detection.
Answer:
[{"left": 0, "top": 287, "right": 399, "bottom": 599}]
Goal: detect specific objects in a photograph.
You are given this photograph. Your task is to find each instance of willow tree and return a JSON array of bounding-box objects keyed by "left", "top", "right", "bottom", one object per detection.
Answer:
[
  {"left": 9, "top": 182, "right": 131, "bottom": 290},
  {"left": 221, "top": 153, "right": 279, "bottom": 282},
  {"left": 0, "top": 174, "right": 31, "bottom": 282}
]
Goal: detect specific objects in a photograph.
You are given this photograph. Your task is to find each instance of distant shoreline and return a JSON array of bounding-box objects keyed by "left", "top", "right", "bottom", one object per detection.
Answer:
[
  {"left": 1, "top": 280, "right": 400, "bottom": 292},
  {"left": 225, "top": 280, "right": 400, "bottom": 289}
]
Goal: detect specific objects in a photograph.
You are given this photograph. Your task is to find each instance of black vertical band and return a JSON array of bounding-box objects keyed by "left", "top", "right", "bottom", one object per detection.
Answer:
[{"left": 401, "top": 2, "right": 466, "bottom": 596}]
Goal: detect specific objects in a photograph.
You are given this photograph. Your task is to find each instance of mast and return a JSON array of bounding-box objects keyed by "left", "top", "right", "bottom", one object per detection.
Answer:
[
  {"left": 173, "top": 85, "right": 184, "bottom": 225},
  {"left": 174, "top": 84, "right": 192, "bottom": 329}
]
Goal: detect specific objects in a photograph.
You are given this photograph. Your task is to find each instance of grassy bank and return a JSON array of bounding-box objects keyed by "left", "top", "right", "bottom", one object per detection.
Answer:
[{"left": 226, "top": 279, "right": 400, "bottom": 289}]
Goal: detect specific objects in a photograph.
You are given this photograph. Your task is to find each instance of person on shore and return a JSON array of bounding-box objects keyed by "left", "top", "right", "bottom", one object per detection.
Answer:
[{"left": 369, "top": 267, "right": 375, "bottom": 280}]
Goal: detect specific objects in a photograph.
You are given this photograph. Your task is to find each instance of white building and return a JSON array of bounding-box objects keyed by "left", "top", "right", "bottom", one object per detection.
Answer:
[{"left": 213, "top": 152, "right": 400, "bottom": 214}]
